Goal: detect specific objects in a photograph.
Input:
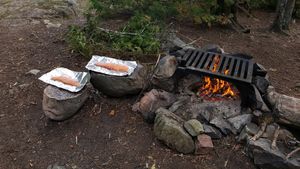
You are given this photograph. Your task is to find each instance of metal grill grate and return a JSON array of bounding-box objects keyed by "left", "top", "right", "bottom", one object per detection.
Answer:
[{"left": 177, "top": 49, "right": 254, "bottom": 83}]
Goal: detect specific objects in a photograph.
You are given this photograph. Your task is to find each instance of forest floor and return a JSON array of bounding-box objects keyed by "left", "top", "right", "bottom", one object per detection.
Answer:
[{"left": 0, "top": 1, "right": 299, "bottom": 169}]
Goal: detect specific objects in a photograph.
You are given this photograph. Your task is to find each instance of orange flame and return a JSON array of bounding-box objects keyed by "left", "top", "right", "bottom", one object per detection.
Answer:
[{"left": 198, "top": 55, "right": 236, "bottom": 98}]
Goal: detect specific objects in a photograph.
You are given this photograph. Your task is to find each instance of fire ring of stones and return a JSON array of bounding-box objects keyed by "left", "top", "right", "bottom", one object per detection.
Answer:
[{"left": 132, "top": 45, "right": 300, "bottom": 169}]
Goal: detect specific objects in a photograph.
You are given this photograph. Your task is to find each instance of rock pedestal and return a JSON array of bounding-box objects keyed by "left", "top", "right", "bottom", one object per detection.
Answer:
[
  {"left": 43, "top": 85, "right": 89, "bottom": 121},
  {"left": 90, "top": 64, "right": 148, "bottom": 97}
]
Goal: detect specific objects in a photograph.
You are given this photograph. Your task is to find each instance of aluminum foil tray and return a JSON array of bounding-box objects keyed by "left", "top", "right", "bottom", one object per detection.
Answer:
[
  {"left": 85, "top": 55, "right": 137, "bottom": 76},
  {"left": 39, "top": 67, "right": 90, "bottom": 92}
]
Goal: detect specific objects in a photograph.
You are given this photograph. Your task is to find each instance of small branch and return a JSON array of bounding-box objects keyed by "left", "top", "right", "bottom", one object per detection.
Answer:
[
  {"left": 286, "top": 147, "right": 300, "bottom": 159},
  {"left": 97, "top": 27, "right": 139, "bottom": 36},
  {"left": 236, "top": 4, "right": 256, "bottom": 18}
]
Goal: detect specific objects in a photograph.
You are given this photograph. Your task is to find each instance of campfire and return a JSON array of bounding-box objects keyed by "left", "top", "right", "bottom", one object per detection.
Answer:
[{"left": 189, "top": 55, "right": 238, "bottom": 100}]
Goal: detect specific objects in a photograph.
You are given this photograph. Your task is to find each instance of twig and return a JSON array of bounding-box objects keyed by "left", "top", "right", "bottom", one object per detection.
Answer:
[
  {"left": 237, "top": 4, "right": 256, "bottom": 19},
  {"left": 97, "top": 27, "right": 139, "bottom": 36},
  {"left": 271, "top": 125, "right": 280, "bottom": 149},
  {"left": 134, "top": 53, "right": 162, "bottom": 104},
  {"left": 182, "top": 36, "right": 204, "bottom": 47},
  {"left": 286, "top": 147, "right": 300, "bottom": 159},
  {"left": 224, "top": 144, "right": 238, "bottom": 168},
  {"left": 177, "top": 32, "right": 209, "bottom": 46}
]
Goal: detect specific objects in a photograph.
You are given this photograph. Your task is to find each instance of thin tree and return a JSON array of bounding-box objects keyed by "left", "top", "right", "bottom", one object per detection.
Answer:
[{"left": 271, "top": 0, "right": 296, "bottom": 33}]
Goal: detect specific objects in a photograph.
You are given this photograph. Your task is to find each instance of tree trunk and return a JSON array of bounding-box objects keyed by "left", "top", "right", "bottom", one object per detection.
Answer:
[{"left": 272, "top": 0, "right": 296, "bottom": 32}]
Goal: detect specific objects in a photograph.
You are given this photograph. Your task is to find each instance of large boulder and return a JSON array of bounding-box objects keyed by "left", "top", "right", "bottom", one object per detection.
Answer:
[
  {"left": 42, "top": 85, "right": 89, "bottom": 121},
  {"left": 154, "top": 108, "right": 195, "bottom": 154},
  {"left": 90, "top": 64, "right": 148, "bottom": 97}
]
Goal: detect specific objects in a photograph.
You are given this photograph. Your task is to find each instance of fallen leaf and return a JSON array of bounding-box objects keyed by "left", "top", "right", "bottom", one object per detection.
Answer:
[{"left": 109, "top": 110, "right": 116, "bottom": 116}]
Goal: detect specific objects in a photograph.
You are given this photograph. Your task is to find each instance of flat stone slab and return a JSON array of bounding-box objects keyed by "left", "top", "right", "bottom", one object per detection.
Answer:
[{"left": 43, "top": 85, "right": 89, "bottom": 121}]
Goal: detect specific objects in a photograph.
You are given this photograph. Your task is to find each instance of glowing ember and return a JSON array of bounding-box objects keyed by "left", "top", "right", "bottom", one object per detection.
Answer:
[{"left": 197, "top": 55, "right": 237, "bottom": 98}]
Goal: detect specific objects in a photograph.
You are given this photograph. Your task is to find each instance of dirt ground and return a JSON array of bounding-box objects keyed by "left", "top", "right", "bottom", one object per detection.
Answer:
[{"left": 0, "top": 1, "right": 299, "bottom": 169}]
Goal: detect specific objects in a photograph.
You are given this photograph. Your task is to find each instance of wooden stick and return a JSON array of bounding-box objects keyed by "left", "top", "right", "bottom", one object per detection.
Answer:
[
  {"left": 97, "top": 27, "right": 139, "bottom": 36},
  {"left": 286, "top": 147, "right": 300, "bottom": 159},
  {"left": 271, "top": 125, "right": 280, "bottom": 149},
  {"left": 250, "top": 121, "right": 267, "bottom": 141}
]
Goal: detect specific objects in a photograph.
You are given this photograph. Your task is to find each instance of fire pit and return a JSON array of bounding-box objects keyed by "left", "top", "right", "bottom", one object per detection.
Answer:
[{"left": 133, "top": 45, "right": 300, "bottom": 169}]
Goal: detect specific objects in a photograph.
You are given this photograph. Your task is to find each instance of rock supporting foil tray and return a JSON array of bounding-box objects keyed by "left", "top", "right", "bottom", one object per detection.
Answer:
[{"left": 43, "top": 85, "right": 89, "bottom": 121}]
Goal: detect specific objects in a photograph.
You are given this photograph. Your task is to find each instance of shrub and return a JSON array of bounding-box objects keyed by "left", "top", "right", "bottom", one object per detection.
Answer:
[{"left": 68, "top": 0, "right": 263, "bottom": 58}]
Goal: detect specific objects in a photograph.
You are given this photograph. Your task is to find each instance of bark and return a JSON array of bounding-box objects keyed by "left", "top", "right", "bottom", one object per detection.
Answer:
[
  {"left": 267, "top": 86, "right": 300, "bottom": 129},
  {"left": 272, "top": 0, "right": 296, "bottom": 32}
]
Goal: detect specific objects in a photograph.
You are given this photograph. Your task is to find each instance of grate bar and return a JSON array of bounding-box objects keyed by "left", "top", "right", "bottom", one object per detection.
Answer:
[
  {"left": 240, "top": 61, "right": 246, "bottom": 79},
  {"left": 234, "top": 59, "right": 241, "bottom": 77},
  {"left": 228, "top": 58, "right": 235, "bottom": 75},
  {"left": 197, "top": 53, "right": 209, "bottom": 69},
  {"left": 192, "top": 51, "right": 204, "bottom": 67},
  {"left": 182, "top": 49, "right": 193, "bottom": 62},
  {"left": 186, "top": 50, "right": 198, "bottom": 66},
  {"left": 221, "top": 57, "right": 229, "bottom": 74},
  {"left": 203, "top": 54, "right": 214, "bottom": 70}
]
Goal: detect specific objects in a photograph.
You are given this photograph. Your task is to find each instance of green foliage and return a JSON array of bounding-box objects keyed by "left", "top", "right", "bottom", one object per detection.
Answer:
[
  {"left": 112, "top": 14, "right": 161, "bottom": 53},
  {"left": 249, "top": 0, "right": 277, "bottom": 9},
  {"left": 66, "top": 26, "right": 92, "bottom": 58},
  {"left": 67, "top": 0, "right": 244, "bottom": 58}
]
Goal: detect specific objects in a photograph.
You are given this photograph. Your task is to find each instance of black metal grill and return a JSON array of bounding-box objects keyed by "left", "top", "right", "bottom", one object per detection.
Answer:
[{"left": 177, "top": 49, "right": 254, "bottom": 83}]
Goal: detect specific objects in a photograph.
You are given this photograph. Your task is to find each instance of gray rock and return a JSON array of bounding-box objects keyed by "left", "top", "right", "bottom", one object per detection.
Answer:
[
  {"left": 191, "top": 100, "right": 241, "bottom": 122},
  {"left": 162, "top": 33, "right": 195, "bottom": 51},
  {"left": 18, "top": 83, "right": 30, "bottom": 90},
  {"left": 202, "top": 44, "right": 224, "bottom": 54},
  {"left": 228, "top": 114, "right": 253, "bottom": 132},
  {"left": 253, "top": 85, "right": 270, "bottom": 112},
  {"left": 210, "top": 117, "right": 237, "bottom": 135},
  {"left": 247, "top": 138, "right": 300, "bottom": 169},
  {"left": 203, "top": 124, "right": 223, "bottom": 139},
  {"left": 295, "top": 82, "right": 300, "bottom": 88},
  {"left": 91, "top": 64, "right": 147, "bottom": 97},
  {"left": 43, "top": 20, "right": 61, "bottom": 28},
  {"left": 151, "top": 55, "right": 178, "bottom": 92},
  {"left": 132, "top": 89, "right": 176, "bottom": 123},
  {"left": 27, "top": 69, "right": 40, "bottom": 75},
  {"left": 47, "top": 163, "right": 66, "bottom": 169},
  {"left": 184, "top": 119, "right": 204, "bottom": 137},
  {"left": 237, "top": 123, "right": 259, "bottom": 142},
  {"left": 43, "top": 85, "right": 89, "bottom": 121},
  {"left": 154, "top": 108, "right": 195, "bottom": 154},
  {"left": 253, "top": 76, "right": 270, "bottom": 94}
]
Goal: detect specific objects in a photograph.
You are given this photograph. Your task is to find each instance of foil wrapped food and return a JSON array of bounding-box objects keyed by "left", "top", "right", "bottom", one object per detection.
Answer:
[
  {"left": 85, "top": 55, "right": 137, "bottom": 76},
  {"left": 39, "top": 67, "right": 90, "bottom": 92}
]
